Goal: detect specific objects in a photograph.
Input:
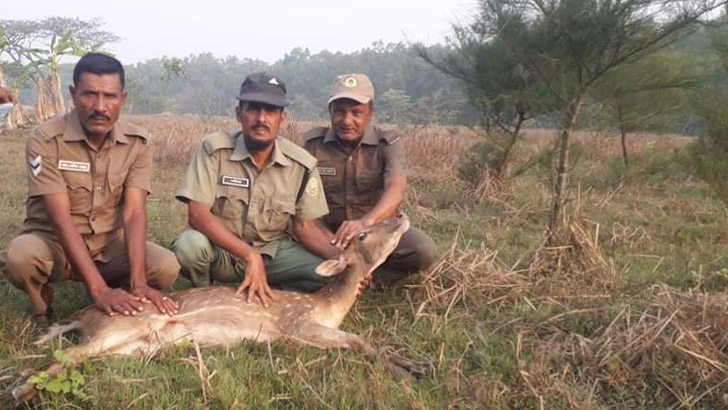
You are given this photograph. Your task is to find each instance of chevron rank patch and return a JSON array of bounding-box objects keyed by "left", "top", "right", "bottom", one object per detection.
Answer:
[{"left": 29, "top": 155, "right": 42, "bottom": 177}]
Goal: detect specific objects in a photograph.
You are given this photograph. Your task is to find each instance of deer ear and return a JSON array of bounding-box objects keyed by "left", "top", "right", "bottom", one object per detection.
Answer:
[{"left": 315, "top": 256, "right": 348, "bottom": 277}]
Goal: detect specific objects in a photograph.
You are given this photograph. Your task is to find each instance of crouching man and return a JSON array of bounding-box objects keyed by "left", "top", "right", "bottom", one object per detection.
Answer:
[
  {"left": 0, "top": 53, "right": 180, "bottom": 327},
  {"left": 172, "top": 73, "right": 340, "bottom": 306},
  {"left": 303, "top": 74, "right": 437, "bottom": 287}
]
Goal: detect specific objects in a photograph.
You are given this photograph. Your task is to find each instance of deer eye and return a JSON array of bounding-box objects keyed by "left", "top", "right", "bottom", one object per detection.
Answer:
[{"left": 357, "top": 232, "right": 367, "bottom": 241}]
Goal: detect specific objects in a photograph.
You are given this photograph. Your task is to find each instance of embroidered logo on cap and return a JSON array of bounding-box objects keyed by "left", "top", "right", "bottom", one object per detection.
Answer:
[
  {"left": 29, "top": 155, "right": 42, "bottom": 176},
  {"left": 268, "top": 77, "right": 280, "bottom": 85},
  {"left": 317, "top": 167, "right": 337, "bottom": 176},
  {"left": 58, "top": 160, "right": 90, "bottom": 173},
  {"left": 344, "top": 77, "right": 357, "bottom": 87},
  {"left": 221, "top": 176, "right": 250, "bottom": 188}
]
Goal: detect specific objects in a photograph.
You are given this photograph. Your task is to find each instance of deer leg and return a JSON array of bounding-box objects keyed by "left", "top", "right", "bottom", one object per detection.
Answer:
[{"left": 290, "top": 323, "right": 424, "bottom": 378}]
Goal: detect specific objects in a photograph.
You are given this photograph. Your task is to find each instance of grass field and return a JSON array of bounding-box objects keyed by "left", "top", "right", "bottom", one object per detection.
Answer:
[{"left": 1, "top": 114, "right": 728, "bottom": 409}]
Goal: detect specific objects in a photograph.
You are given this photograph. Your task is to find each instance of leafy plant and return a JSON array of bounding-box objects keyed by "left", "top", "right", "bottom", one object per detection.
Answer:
[{"left": 28, "top": 350, "right": 88, "bottom": 399}]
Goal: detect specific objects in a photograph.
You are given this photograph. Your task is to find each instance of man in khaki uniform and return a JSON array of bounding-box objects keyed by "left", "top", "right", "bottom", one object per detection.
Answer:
[
  {"left": 0, "top": 53, "right": 180, "bottom": 325},
  {"left": 172, "top": 72, "right": 339, "bottom": 306},
  {"left": 303, "top": 74, "right": 437, "bottom": 286}
]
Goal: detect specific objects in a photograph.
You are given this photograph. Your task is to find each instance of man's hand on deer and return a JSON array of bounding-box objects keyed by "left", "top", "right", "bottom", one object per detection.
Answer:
[
  {"left": 332, "top": 218, "right": 372, "bottom": 249},
  {"left": 92, "top": 286, "right": 144, "bottom": 316},
  {"left": 131, "top": 284, "right": 178, "bottom": 316},
  {"left": 236, "top": 250, "right": 274, "bottom": 307}
]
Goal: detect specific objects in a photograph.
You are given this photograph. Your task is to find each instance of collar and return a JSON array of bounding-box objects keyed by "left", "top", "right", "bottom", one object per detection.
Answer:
[
  {"left": 324, "top": 125, "right": 379, "bottom": 146},
  {"left": 62, "top": 109, "right": 128, "bottom": 144},
  {"left": 229, "top": 131, "right": 292, "bottom": 167}
]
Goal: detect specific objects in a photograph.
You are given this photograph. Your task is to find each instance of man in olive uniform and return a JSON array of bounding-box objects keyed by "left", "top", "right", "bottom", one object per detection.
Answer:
[
  {"left": 303, "top": 74, "right": 437, "bottom": 286},
  {"left": 0, "top": 53, "right": 180, "bottom": 325},
  {"left": 172, "top": 72, "right": 339, "bottom": 306}
]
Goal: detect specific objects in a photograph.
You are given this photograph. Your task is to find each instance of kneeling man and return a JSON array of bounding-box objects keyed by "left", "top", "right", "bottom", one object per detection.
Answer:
[
  {"left": 0, "top": 53, "right": 180, "bottom": 325},
  {"left": 303, "top": 74, "right": 437, "bottom": 286}
]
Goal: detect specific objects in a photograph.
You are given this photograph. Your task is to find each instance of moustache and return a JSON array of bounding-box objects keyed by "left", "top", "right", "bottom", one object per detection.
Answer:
[
  {"left": 251, "top": 123, "right": 270, "bottom": 132},
  {"left": 88, "top": 112, "right": 111, "bottom": 122}
]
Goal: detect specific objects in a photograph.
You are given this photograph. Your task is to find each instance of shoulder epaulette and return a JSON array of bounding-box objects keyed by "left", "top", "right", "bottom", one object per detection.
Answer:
[
  {"left": 35, "top": 116, "right": 66, "bottom": 141},
  {"left": 302, "top": 126, "right": 329, "bottom": 142},
  {"left": 376, "top": 126, "right": 401, "bottom": 145},
  {"left": 118, "top": 120, "right": 149, "bottom": 140},
  {"left": 278, "top": 137, "right": 317, "bottom": 170},
  {"left": 202, "top": 131, "right": 237, "bottom": 155}
]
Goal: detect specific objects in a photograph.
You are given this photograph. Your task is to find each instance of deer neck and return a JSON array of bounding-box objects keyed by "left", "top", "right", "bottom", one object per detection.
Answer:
[{"left": 312, "top": 263, "right": 369, "bottom": 326}]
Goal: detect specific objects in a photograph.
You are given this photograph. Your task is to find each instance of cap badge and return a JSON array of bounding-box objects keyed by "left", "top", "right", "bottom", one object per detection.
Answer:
[
  {"left": 268, "top": 77, "right": 280, "bottom": 85},
  {"left": 344, "top": 77, "right": 357, "bottom": 87}
]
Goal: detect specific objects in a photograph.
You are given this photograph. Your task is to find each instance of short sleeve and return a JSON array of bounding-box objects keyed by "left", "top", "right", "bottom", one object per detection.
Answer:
[
  {"left": 175, "top": 142, "right": 218, "bottom": 206},
  {"left": 382, "top": 138, "right": 407, "bottom": 180},
  {"left": 294, "top": 169, "right": 329, "bottom": 222},
  {"left": 124, "top": 140, "right": 153, "bottom": 193},
  {"left": 26, "top": 135, "right": 66, "bottom": 197}
]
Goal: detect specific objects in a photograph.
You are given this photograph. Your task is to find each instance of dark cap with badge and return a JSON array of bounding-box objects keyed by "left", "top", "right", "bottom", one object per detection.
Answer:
[{"left": 237, "top": 72, "right": 289, "bottom": 108}]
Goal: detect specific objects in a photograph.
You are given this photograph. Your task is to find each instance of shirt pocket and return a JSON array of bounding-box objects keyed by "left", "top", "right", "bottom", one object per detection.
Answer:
[
  {"left": 64, "top": 172, "right": 93, "bottom": 214},
  {"left": 212, "top": 185, "right": 249, "bottom": 233},
  {"left": 107, "top": 171, "right": 128, "bottom": 206},
  {"left": 261, "top": 197, "right": 295, "bottom": 233}
]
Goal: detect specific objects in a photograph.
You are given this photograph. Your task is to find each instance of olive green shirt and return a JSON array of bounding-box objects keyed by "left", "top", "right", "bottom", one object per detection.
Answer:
[
  {"left": 22, "top": 109, "right": 152, "bottom": 255},
  {"left": 303, "top": 125, "right": 405, "bottom": 230},
  {"left": 176, "top": 130, "right": 328, "bottom": 258}
]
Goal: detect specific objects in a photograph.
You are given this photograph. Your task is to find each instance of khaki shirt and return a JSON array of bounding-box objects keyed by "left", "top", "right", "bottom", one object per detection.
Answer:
[
  {"left": 176, "top": 131, "right": 328, "bottom": 258},
  {"left": 22, "top": 109, "right": 152, "bottom": 255},
  {"left": 303, "top": 125, "right": 405, "bottom": 230}
]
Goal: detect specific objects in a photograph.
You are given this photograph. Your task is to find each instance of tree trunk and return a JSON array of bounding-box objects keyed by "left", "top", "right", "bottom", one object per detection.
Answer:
[
  {"left": 48, "top": 71, "right": 66, "bottom": 115},
  {"left": 0, "top": 66, "right": 5, "bottom": 88},
  {"left": 7, "top": 91, "right": 25, "bottom": 129},
  {"left": 35, "top": 77, "right": 52, "bottom": 122},
  {"left": 547, "top": 94, "right": 585, "bottom": 243},
  {"left": 498, "top": 113, "right": 525, "bottom": 180}
]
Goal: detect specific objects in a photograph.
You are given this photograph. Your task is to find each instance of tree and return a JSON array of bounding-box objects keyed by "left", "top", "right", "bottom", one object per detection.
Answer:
[
  {"left": 0, "top": 17, "right": 118, "bottom": 120},
  {"left": 473, "top": 0, "right": 725, "bottom": 241},
  {"left": 417, "top": 10, "right": 549, "bottom": 180},
  {"left": 380, "top": 89, "right": 412, "bottom": 123},
  {"left": 594, "top": 50, "right": 710, "bottom": 165}
]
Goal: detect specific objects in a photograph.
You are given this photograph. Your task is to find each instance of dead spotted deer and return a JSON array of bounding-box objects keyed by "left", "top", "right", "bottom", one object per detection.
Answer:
[{"left": 9, "top": 213, "right": 421, "bottom": 402}]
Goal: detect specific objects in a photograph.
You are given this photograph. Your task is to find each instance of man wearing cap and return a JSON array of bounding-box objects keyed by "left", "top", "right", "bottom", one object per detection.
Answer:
[
  {"left": 172, "top": 72, "right": 339, "bottom": 306},
  {"left": 0, "top": 53, "right": 180, "bottom": 326},
  {"left": 303, "top": 74, "right": 437, "bottom": 287}
]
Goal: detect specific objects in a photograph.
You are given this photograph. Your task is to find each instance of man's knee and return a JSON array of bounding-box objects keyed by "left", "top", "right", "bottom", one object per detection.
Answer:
[
  {"left": 1, "top": 234, "right": 55, "bottom": 287},
  {"left": 172, "top": 230, "right": 213, "bottom": 268},
  {"left": 146, "top": 245, "right": 180, "bottom": 290},
  {"left": 411, "top": 235, "right": 437, "bottom": 272}
]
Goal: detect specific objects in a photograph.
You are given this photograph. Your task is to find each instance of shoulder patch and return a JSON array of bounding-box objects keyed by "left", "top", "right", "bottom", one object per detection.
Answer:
[
  {"left": 202, "top": 131, "right": 238, "bottom": 155},
  {"left": 278, "top": 137, "right": 317, "bottom": 170},
  {"left": 35, "top": 116, "right": 66, "bottom": 141},
  {"left": 302, "top": 126, "right": 329, "bottom": 142},
  {"left": 119, "top": 120, "right": 149, "bottom": 140}
]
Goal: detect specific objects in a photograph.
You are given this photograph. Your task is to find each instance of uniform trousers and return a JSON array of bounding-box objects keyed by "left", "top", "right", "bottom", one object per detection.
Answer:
[
  {"left": 0, "top": 231, "right": 180, "bottom": 315},
  {"left": 172, "top": 230, "right": 330, "bottom": 292}
]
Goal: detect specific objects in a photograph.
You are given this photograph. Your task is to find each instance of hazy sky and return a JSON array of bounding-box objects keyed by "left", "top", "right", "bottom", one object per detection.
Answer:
[{"left": 4, "top": 0, "right": 475, "bottom": 64}]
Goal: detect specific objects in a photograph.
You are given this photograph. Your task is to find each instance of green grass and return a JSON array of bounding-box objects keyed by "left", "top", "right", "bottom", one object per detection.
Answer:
[{"left": 2, "top": 125, "right": 728, "bottom": 408}]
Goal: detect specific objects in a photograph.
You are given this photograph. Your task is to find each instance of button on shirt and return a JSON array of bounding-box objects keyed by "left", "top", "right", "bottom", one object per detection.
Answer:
[
  {"left": 22, "top": 109, "right": 152, "bottom": 254},
  {"left": 303, "top": 125, "right": 405, "bottom": 230},
  {"left": 175, "top": 131, "right": 328, "bottom": 258}
]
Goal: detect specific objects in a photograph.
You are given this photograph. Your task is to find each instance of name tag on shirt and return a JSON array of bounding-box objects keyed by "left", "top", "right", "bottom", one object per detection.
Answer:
[
  {"left": 317, "top": 167, "right": 337, "bottom": 176},
  {"left": 221, "top": 175, "right": 250, "bottom": 188},
  {"left": 58, "top": 160, "right": 90, "bottom": 173}
]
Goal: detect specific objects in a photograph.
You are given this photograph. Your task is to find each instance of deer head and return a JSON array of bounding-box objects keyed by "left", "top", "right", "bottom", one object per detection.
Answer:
[{"left": 315, "top": 213, "right": 410, "bottom": 279}]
